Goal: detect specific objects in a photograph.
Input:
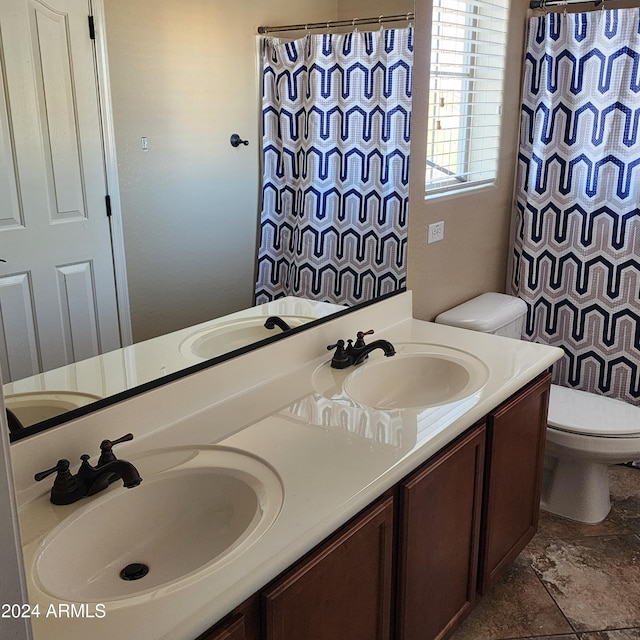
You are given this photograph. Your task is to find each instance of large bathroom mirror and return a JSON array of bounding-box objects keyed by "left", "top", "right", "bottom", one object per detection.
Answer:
[{"left": 2, "top": 0, "right": 414, "bottom": 441}]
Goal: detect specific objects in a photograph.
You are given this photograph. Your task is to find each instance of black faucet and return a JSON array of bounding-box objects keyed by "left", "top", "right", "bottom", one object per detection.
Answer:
[
  {"left": 6, "top": 408, "right": 24, "bottom": 433},
  {"left": 327, "top": 330, "right": 396, "bottom": 369},
  {"left": 34, "top": 433, "right": 142, "bottom": 505},
  {"left": 264, "top": 316, "right": 292, "bottom": 333}
]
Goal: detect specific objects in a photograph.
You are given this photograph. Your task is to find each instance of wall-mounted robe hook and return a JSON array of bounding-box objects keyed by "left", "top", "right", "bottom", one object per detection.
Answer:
[{"left": 230, "top": 133, "right": 249, "bottom": 147}]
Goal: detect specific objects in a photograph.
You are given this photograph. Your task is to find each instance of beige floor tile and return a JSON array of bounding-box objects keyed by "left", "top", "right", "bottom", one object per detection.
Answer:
[
  {"left": 608, "top": 466, "right": 640, "bottom": 534},
  {"left": 449, "top": 554, "right": 573, "bottom": 640},
  {"left": 524, "top": 535, "right": 640, "bottom": 632}
]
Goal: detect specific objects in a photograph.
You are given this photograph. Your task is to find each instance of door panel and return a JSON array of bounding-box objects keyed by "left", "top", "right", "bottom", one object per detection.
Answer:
[
  {"left": 56, "top": 261, "right": 100, "bottom": 362},
  {"left": 31, "top": 0, "right": 87, "bottom": 221},
  {"left": 0, "top": 37, "right": 22, "bottom": 230},
  {"left": 0, "top": 0, "right": 121, "bottom": 383},
  {"left": 0, "top": 273, "right": 40, "bottom": 380}
]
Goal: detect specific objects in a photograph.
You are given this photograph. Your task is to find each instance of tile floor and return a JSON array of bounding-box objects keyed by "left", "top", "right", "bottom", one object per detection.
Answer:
[{"left": 450, "top": 465, "right": 640, "bottom": 640}]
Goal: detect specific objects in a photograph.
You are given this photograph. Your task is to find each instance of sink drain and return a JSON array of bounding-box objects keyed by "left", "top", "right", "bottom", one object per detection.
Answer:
[{"left": 120, "top": 562, "right": 149, "bottom": 581}]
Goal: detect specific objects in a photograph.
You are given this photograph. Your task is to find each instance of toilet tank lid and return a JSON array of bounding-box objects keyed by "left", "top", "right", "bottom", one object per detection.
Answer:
[{"left": 434, "top": 293, "right": 527, "bottom": 333}]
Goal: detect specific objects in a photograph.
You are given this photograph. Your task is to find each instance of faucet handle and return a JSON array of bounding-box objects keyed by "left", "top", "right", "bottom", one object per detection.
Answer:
[
  {"left": 34, "top": 459, "right": 71, "bottom": 482},
  {"left": 327, "top": 339, "right": 352, "bottom": 369},
  {"left": 98, "top": 433, "right": 134, "bottom": 466},
  {"left": 354, "top": 329, "right": 374, "bottom": 348},
  {"left": 35, "top": 459, "right": 83, "bottom": 505}
]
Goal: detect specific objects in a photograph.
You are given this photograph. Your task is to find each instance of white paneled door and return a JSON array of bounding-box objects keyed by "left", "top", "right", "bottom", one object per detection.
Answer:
[{"left": 0, "top": 0, "right": 121, "bottom": 383}]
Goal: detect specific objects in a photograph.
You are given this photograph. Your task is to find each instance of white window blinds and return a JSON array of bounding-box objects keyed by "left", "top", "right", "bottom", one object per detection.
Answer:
[{"left": 425, "top": 0, "right": 510, "bottom": 195}]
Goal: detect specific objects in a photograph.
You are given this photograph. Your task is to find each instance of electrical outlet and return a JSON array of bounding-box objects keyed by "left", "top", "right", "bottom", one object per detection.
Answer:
[{"left": 428, "top": 221, "right": 445, "bottom": 244}]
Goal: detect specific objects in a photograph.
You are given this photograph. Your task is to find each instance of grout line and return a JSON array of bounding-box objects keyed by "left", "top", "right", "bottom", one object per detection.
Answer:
[{"left": 525, "top": 545, "right": 579, "bottom": 636}]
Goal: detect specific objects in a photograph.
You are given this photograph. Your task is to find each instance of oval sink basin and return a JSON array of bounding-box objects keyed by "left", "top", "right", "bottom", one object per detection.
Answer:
[
  {"left": 343, "top": 345, "right": 489, "bottom": 410},
  {"left": 5, "top": 391, "right": 102, "bottom": 427},
  {"left": 312, "top": 344, "right": 489, "bottom": 411},
  {"left": 32, "top": 447, "right": 283, "bottom": 603},
  {"left": 180, "top": 315, "right": 314, "bottom": 359}
]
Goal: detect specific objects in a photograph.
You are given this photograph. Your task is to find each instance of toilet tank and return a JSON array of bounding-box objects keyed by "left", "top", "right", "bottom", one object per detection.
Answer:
[{"left": 434, "top": 292, "right": 527, "bottom": 339}]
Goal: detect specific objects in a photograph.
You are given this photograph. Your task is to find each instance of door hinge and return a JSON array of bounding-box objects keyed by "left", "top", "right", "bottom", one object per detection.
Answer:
[
  {"left": 88, "top": 15, "right": 96, "bottom": 40},
  {"left": 105, "top": 195, "right": 112, "bottom": 217}
]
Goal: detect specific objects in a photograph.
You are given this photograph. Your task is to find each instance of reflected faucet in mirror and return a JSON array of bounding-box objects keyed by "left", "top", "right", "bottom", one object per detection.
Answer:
[
  {"left": 264, "top": 316, "right": 293, "bottom": 332},
  {"left": 6, "top": 408, "right": 24, "bottom": 434}
]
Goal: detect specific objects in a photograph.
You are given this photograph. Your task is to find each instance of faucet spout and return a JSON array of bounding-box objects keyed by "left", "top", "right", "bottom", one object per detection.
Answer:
[
  {"left": 264, "top": 316, "right": 292, "bottom": 333},
  {"left": 78, "top": 457, "right": 143, "bottom": 496},
  {"left": 6, "top": 408, "right": 24, "bottom": 433},
  {"left": 352, "top": 340, "right": 396, "bottom": 365}
]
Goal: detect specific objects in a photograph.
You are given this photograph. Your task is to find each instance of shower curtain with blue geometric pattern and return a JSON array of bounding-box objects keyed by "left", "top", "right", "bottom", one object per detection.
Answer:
[
  {"left": 511, "top": 9, "right": 640, "bottom": 405},
  {"left": 255, "top": 27, "right": 413, "bottom": 306}
]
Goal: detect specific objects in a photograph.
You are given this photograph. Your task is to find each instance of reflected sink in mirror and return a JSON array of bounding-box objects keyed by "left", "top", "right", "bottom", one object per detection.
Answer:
[
  {"left": 29, "top": 447, "right": 283, "bottom": 603},
  {"left": 5, "top": 391, "right": 103, "bottom": 428},
  {"left": 180, "top": 315, "right": 315, "bottom": 360},
  {"left": 312, "top": 343, "right": 490, "bottom": 410}
]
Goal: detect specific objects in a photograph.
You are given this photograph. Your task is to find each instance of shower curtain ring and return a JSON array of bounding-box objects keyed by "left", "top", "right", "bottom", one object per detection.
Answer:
[{"left": 352, "top": 17, "right": 359, "bottom": 32}]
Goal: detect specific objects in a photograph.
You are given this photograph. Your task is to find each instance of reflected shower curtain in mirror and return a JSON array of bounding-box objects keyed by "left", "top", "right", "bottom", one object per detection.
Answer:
[
  {"left": 511, "top": 9, "right": 640, "bottom": 404},
  {"left": 255, "top": 27, "right": 413, "bottom": 306}
]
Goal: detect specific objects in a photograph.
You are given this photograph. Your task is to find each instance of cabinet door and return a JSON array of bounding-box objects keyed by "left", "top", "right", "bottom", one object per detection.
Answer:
[
  {"left": 196, "top": 595, "right": 261, "bottom": 640},
  {"left": 479, "top": 372, "right": 551, "bottom": 593},
  {"left": 197, "top": 613, "right": 245, "bottom": 640},
  {"left": 396, "top": 424, "right": 486, "bottom": 640},
  {"left": 263, "top": 495, "right": 394, "bottom": 640}
]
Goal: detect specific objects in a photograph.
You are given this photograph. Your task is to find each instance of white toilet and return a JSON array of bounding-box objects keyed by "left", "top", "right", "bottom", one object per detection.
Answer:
[{"left": 435, "top": 292, "right": 640, "bottom": 524}]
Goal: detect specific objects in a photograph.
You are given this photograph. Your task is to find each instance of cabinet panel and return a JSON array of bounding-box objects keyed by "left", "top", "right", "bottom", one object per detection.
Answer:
[
  {"left": 479, "top": 372, "right": 551, "bottom": 592},
  {"left": 396, "top": 424, "right": 486, "bottom": 640},
  {"left": 263, "top": 496, "right": 394, "bottom": 640},
  {"left": 197, "top": 613, "right": 244, "bottom": 640},
  {"left": 196, "top": 595, "right": 261, "bottom": 640}
]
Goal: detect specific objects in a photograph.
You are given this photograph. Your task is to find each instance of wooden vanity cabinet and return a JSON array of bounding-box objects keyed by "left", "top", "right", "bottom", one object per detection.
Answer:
[
  {"left": 479, "top": 371, "right": 551, "bottom": 593},
  {"left": 196, "top": 595, "right": 261, "bottom": 640},
  {"left": 195, "top": 373, "right": 551, "bottom": 640},
  {"left": 396, "top": 423, "right": 486, "bottom": 640},
  {"left": 262, "top": 494, "right": 395, "bottom": 640}
]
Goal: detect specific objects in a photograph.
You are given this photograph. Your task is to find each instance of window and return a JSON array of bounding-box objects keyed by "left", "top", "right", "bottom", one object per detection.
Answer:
[{"left": 425, "top": 0, "right": 510, "bottom": 195}]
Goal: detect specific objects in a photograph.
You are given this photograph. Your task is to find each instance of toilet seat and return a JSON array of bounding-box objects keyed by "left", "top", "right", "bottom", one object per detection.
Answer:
[{"left": 548, "top": 384, "right": 640, "bottom": 438}]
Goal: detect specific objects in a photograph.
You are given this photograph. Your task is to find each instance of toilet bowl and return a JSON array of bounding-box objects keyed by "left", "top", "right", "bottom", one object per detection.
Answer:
[
  {"left": 543, "top": 384, "right": 640, "bottom": 523},
  {"left": 435, "top": 292, "right": 640, "bottom": 524}
]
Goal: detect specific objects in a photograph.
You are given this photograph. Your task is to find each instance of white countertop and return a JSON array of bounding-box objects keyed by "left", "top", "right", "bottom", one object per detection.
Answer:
[{"left": 12, "top": 293, "right": 563, "bottom": 640}]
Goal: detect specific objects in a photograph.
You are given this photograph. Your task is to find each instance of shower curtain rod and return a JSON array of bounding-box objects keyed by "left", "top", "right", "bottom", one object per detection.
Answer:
[
  {"left": 257, "top": 12, "right": 415, "bottom": 35},
  {"left": 529, "top": 0, "right": 607, "bottom": 9}
]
